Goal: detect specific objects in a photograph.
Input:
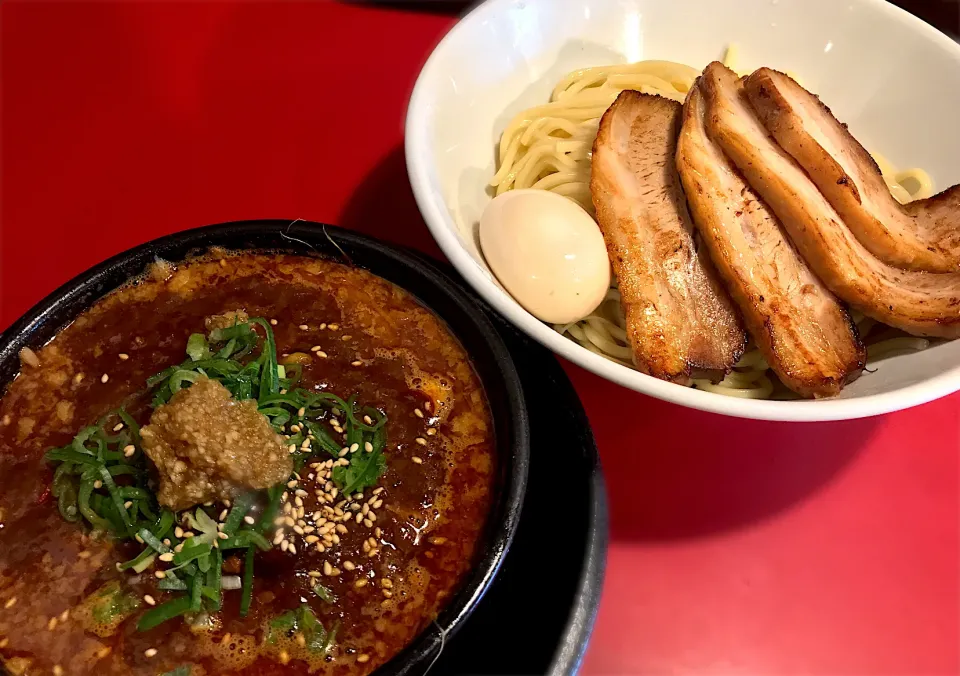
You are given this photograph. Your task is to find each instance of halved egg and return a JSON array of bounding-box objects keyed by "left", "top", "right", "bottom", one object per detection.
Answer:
[{"left": 479, "top": 189, "right": 611, "bottom": 325}]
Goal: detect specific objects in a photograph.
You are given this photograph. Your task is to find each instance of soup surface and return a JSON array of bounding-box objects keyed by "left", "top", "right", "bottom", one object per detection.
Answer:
[{"left": 0, "top": 253, "right": 496, "bottom": 675}]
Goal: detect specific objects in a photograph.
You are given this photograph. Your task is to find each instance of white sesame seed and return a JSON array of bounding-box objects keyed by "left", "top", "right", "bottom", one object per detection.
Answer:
[
  {"left": 273, "top": 530, "right": 285, "bottom": 545},
  {"left": 343, "top": 560, "right": 356, "bottom": 571},
  {"left": 175, "top": 527, "right": 184, "bottom": 538},
  {"left": 144, "top": 648, "right": 158, "bottom": 658},
  {"left": 123, "top": 501, "right": 133, "bottom": 509},
  {"left": 119, "top": 353, "right": 129, "bottom": 361},
  {"left": 244, "top": 515, "right": 255, "bottom": 525},
  {"left": 158, "top": 552, "right": 174, "bottom": 562},
  {"left": 414, "top": 408, "right": 424, "bottom": 418},
  {"left": 144, "top": 595, "right": 156, "bottom": 606},
  {"left": 412, "top": 456, "right": 423, "bottom": 464},
  {"left": 47, "top": 617, "right": 58, "bottom": 630},
  {"left": 217, "top": 532, "right": 228, "bottom": 540},
  {"left": 427, "top": 428, "right": 437, "bottom": 436},
  {"left": 310, "top": 345, "right": 322, "bottom": 352},
  {"left": 373, "top": 499, "right": 383, "bottom": 509},
  {"left": 123, "top": 445, "right": 136, "bottom": 457},
  {"left": 113, "top": 423, "right": 124, "bottom": 432},
  {"left": 219, "top": 509, "right": 229, "bottom": 521},
  {"left": 281, "top": 540, "right": 290, "bottom": 552},
  {"left": 415, "top": 437, "right": 427, "bottom": 446},
  {"left": 289, "top": 544, "right": 297, "bottom": 555},
  {"left": 299, "top": 324, "right": 309, "bottom": 330},
  {"left": 373, "top": 487, "right": 384, "bottom": 495},
  {"left": 270, "top": 319, "right": 278, "bottom": 326},
  {"left": 100, "top": 373, "right": 109, "bottom": 383},
  {"left": 316, "top": 351, "right": 328, "bottom": 358},
  {"left": 351, "top": 360, "right": 363, "bottom": 367},
  {"left": 155, "top": 571, "right": 166, "bottom": 579},
  {"left": 94, "top": 480, "right": 103, "bottom": 489},
  {"left": 328, "top": 323, "right": 339, "bottom": 330}
]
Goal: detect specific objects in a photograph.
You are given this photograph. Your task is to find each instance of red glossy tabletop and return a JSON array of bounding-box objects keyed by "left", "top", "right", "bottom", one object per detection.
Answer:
[{"left": 3, "top": 2, "right": 958, "bottom": 674}]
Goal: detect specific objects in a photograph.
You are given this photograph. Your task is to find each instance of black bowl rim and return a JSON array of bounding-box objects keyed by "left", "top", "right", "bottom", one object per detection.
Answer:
[{"left": 0, "top": 219, "right": 531, "bottom": 675}]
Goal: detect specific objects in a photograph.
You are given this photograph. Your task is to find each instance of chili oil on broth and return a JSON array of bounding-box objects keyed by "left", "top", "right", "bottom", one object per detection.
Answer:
[{"left": 0, "top": 253, "right": 497, "bottom": 676}]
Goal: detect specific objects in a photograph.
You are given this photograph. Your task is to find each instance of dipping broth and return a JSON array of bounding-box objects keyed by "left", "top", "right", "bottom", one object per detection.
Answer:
[{"left": 0, "top": 253, "right": 497, "bottom": 675}]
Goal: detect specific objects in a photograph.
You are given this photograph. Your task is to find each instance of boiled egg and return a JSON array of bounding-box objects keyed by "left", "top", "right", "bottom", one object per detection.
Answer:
[{"left": 479, "top": 189, "right": 610, "bottom": 324}]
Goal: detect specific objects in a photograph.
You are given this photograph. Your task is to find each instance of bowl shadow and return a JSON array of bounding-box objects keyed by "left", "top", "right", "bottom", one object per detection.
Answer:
[
  {"left": 338, "top": 0, "right": 472, "bottom": 16},
  {"left": 563, "top": 362, "right": 880, "bottom": 541},
  {"left": 339, "top": 145, "right": 446, "bottom": 261}
]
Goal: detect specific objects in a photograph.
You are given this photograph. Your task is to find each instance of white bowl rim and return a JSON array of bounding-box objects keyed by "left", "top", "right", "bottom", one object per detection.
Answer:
[{"left": 404, "top": 0, "right": 960, "bottom": 422}]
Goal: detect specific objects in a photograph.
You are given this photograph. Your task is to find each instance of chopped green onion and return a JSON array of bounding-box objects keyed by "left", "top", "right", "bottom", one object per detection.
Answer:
[
  {"left": 312, "top": 583, "right": 336, "bottom": 604},
  {"left": 240, "top": 546, "right": 254, "bottom": 617},
  {"left": 221, "top": 492, "right": 256, "bottom": 536},
  {"left": 220, "top": 529, "right": 271, "bottom": 552},
  {"left": 78, "top": 479, "right": 112, "bottom": 532},
  {"left": 157, "top": 577, "right": 189, "bottom": 591},
  {"left": 138, "top": 528, "right": 172, "bottom": 555},
  {"left": 137, "top": 595, "right": 194, "bottom": 632},
  {"left": 206, "top": 548, "right": 222, "bottom": 611},
  {"left": 186, "top": 333, "right": 211, "bottom": 361},
  {"left": 190, "top": 574, "right": 203, "bottom": 612},
  {"left": 172, "top": 542, "right": 212, "bottom": 567}
]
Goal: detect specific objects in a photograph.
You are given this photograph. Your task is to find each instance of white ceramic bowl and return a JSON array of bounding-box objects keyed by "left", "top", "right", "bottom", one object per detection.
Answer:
[{"left": 405, "top": 0, "right": 960, "bottom": 421}]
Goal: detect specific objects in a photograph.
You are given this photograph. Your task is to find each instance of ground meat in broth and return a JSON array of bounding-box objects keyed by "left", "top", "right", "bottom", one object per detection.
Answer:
[
  {"left": 0, "top": 253, "right": 496, "bottom": 676},
  {"left": 142, "top": 376, "right": 293, "bottom": 511}
]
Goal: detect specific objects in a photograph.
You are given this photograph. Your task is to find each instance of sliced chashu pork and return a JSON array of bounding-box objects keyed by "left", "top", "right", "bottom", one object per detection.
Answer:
[
  {"left": 699, "top": 62, "right": 960, "bottom": 338},
  {"left": 676, "top": 82, "right": 864, "bottom": 397},
  {"left": 591, "top": 90, "right": 745, "bottom": 384},
  {"left": 744, "top": 68, "right": 960, "bottom": 273}
]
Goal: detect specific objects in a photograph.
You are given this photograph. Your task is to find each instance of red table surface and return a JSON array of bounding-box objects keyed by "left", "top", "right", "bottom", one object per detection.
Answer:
[{"left": 2, "top": 2, "right": 958, "bottom": 674}]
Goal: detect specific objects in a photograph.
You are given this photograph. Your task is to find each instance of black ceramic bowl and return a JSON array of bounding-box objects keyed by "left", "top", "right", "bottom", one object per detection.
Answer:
[{"left": 0, "top": 220, "right": 530, "bottom": 676}]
